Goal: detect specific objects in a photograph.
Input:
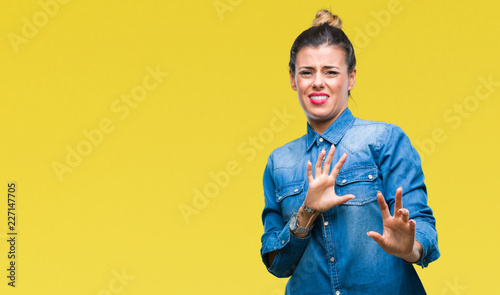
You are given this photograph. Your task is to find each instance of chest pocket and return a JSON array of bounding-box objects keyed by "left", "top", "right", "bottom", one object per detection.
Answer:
[
  {"left": 336, "top": 167, "right": 379, "bottom": 206},
  {"left": 275, "top": 181, "right": 306, "bottom": 222}
]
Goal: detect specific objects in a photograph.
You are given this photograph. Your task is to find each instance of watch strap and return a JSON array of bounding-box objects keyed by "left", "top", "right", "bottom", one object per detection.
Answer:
[{"left": 290, "top": 213, "right": 313, "bottom": 234}]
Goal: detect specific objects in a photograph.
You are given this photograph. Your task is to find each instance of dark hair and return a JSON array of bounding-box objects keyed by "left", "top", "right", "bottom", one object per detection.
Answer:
[{"left": 288, "top": 11, "right": 356, "bottom": 76}]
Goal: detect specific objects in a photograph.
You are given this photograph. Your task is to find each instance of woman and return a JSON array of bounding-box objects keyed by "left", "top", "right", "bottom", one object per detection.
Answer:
[{"left": 260, "top": 10, "right": 440, "bottom": 294}]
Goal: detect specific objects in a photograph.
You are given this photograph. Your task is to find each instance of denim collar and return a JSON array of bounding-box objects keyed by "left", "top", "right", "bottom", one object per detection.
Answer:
[{"left": 306, "top": 108, "right": 355, "bottom": 151}]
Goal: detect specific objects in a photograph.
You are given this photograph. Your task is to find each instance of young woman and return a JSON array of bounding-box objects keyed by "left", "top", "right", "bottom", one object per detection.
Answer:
[{"left": 260, "top": 10, "right": 440, "bottom": 294}]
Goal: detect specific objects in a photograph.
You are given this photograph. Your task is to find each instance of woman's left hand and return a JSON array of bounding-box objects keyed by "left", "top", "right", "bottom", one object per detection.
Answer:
[{"left": 367, "top": 187, "right": 422, "bottom": 263}]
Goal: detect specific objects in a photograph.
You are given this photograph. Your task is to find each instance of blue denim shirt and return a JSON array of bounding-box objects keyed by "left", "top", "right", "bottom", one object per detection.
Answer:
[{"left": 261, "top": 108, "right": 440, "bottom": 295}]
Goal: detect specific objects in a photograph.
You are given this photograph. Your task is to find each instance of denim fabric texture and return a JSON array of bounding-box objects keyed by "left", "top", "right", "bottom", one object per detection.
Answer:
[{"left": 261, "top": 108, "right": 440, "bottom": 295}]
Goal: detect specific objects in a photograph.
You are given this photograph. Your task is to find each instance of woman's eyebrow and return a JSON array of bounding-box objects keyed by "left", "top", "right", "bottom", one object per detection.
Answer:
[
  {"left": 297, "top": 66, "right": 315, "bottom": 70},
  {"left": 323, "top": 65, "right": 340, "bottom": 69},
  {"left": 297, "top": 65, "right": 340, "bottom": 70}
]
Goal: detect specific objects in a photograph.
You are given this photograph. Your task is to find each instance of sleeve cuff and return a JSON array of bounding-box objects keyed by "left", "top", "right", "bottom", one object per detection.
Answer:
[
  {"left": 262, "top": 222, "right": 311, "bottom": 276},
  {"left": 414, "top": 231, "right": 440, "bottom": 268}
]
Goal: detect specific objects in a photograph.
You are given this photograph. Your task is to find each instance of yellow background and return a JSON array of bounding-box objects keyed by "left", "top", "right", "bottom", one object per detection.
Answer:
[{"left": 1, "top": 0, "right": 499, "bottom": 294}]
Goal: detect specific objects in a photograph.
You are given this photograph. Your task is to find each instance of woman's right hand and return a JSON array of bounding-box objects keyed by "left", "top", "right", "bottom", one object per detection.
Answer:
[{"left": 304, "top": 145, "right": 355, "bottom": 212}]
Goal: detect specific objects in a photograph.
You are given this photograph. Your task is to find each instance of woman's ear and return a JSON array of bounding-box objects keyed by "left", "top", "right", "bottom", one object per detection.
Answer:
[
  {"left": 289, "top": 70, "right": 297, "bottom": 91},
  {"left": 348, "top": 68, "right": 356, "bottom": 90}
]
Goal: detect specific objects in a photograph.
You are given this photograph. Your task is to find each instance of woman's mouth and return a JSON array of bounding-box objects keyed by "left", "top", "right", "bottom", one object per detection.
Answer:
[{"left": 308, "top": 93, "right": 329, "bottom": 105}]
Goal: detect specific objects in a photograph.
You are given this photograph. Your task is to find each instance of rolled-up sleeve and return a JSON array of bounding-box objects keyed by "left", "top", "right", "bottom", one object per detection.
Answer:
[
  {"left": 376, "top": 125, "right": 440, "bottom": 268},
  {"left": 260, "top": 156, "right": 310, "bottom": 278}
]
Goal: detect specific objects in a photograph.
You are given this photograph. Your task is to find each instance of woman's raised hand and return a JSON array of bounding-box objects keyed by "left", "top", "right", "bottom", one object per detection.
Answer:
[
  {"left": 304, "top": 145, "right": 355, "bottom": 212},
  {"left": 366, "top": 188, "right": 423, "bottom": 262}
]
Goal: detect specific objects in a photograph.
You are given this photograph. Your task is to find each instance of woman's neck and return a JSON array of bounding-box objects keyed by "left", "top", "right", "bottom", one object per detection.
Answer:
[{"left": 308, "top": 108, "right": 346, "bottom": 134}]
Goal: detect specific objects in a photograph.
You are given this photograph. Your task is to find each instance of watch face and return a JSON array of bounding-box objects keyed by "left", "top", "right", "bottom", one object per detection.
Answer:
[{"left": 290, "top": 213, "right": 298, "bottom": 231}]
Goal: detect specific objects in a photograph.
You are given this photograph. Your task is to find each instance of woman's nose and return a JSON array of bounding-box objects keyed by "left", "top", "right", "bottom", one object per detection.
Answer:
[{"left": 312, "top": 75, "right": 325, "bottom": 89}]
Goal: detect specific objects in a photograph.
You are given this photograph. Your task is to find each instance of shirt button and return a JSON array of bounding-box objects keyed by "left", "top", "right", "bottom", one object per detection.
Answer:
[
  {"left": 324, "top": 221, "right": 329, "bottom": 226},
  {"left": 330, "top": 257, "right": 335, "bottom": 262},
  {"left": 341, "top": 179, "right": 346, "bottom": 184},
  {"left": 294, "top": 189, "right": 298, "bottom": 193},
  {"left": 278, "top": 196, "right": 282, "bottom": 200},
  {"left": 282, "top": 240, "right": 285, "bottom": 245},
  {"left": 335, "top": 291, "right": 340, "bottom": 295},
  {"left": 319, "top": 138, "right": 324, "bottom": 142},
  {"left": 368, "top": 174, "right": 373, "bottom": 180}
]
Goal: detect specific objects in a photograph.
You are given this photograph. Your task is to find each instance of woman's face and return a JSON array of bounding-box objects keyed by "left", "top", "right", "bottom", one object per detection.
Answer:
[{"left": 290, "top": 45, "right": 356, "bottom": 133}]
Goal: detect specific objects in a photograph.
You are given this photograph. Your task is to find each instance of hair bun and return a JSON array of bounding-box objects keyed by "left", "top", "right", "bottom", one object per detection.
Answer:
[{"left": 312, "top": 10, "right": 342, "bottom": 29}]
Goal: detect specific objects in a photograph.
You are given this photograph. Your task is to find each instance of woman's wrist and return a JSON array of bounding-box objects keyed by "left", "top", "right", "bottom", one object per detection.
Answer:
[
  {"left": 297, "top": 206, "right": 319, "bottom": 227},
  {"left": 301, "top": 202, "right": 317, "bottom": 214},
  {"left": 401, "top": 241, "right": 423, "bottom": 263},
  {"left": 291, "top": 206, "right": 319, "bottom": 238},
  {"left": 303, "top": 195, "right": 321, "bottom": 213}
]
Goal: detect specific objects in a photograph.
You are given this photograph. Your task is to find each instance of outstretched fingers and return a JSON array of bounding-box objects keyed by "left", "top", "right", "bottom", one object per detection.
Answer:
[
  {"left": 376, "top": 191, "right": 391, "bottom": 219},
  {"left": 322, "top": 145, "right": 335, "bottom": 174},
  {"left": 315, "top": 148, "right": 326, "bottom": 177},
  {"left": 330, "top": 152, "right": 347, "bottom": 179},
  {"left": 394, "top": 187, "right": 403, "bottom": 217},
  {"left": 338, "top": 194, "right": 355, "bottom": 204},
  {"left": 409, "top": 219, "right": 416, "bottom": 232},
  {"left": 399, "top": 208, "right": 410, "bottom": 223},
  {"left": 366, "top": 231, "right": 384, "bottom": 247},
  {"left": 394, "top": 187, "right": 413, "bottom": 224},
  {"left": 306, "top": 160, "right": 313, "bottom": 183}
]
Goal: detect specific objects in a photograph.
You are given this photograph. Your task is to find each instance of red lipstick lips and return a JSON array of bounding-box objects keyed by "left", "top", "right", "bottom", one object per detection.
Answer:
[{"left": 308, "top": 92, "right": 329, "bottom": 105}]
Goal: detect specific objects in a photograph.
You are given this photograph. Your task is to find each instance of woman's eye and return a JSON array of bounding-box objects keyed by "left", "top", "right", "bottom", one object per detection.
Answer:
[
  {"left": 299, "top": 71, "right": 312, "bottom": 76},
  {"left": 326, "top": 71, "right": 339, "bottom": 76}
]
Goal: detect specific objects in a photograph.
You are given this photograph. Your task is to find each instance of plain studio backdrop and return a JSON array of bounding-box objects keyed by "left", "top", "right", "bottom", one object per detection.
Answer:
[{"left": 0, "top": 0, "right": 499, "bottom": 294}]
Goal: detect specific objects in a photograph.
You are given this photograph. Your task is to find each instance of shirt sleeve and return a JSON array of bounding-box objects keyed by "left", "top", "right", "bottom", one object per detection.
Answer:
[
  {"left": 376, "top": 124, "right": 441, "bottom": 268},
  {"left": 260, "top": 155, "right": 310, "bottom": 278}
]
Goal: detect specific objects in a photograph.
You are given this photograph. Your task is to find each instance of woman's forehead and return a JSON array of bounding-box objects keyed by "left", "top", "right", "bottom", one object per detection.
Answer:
[{"left": 296, "top": 45, "right": 347, "bottom": 68}]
